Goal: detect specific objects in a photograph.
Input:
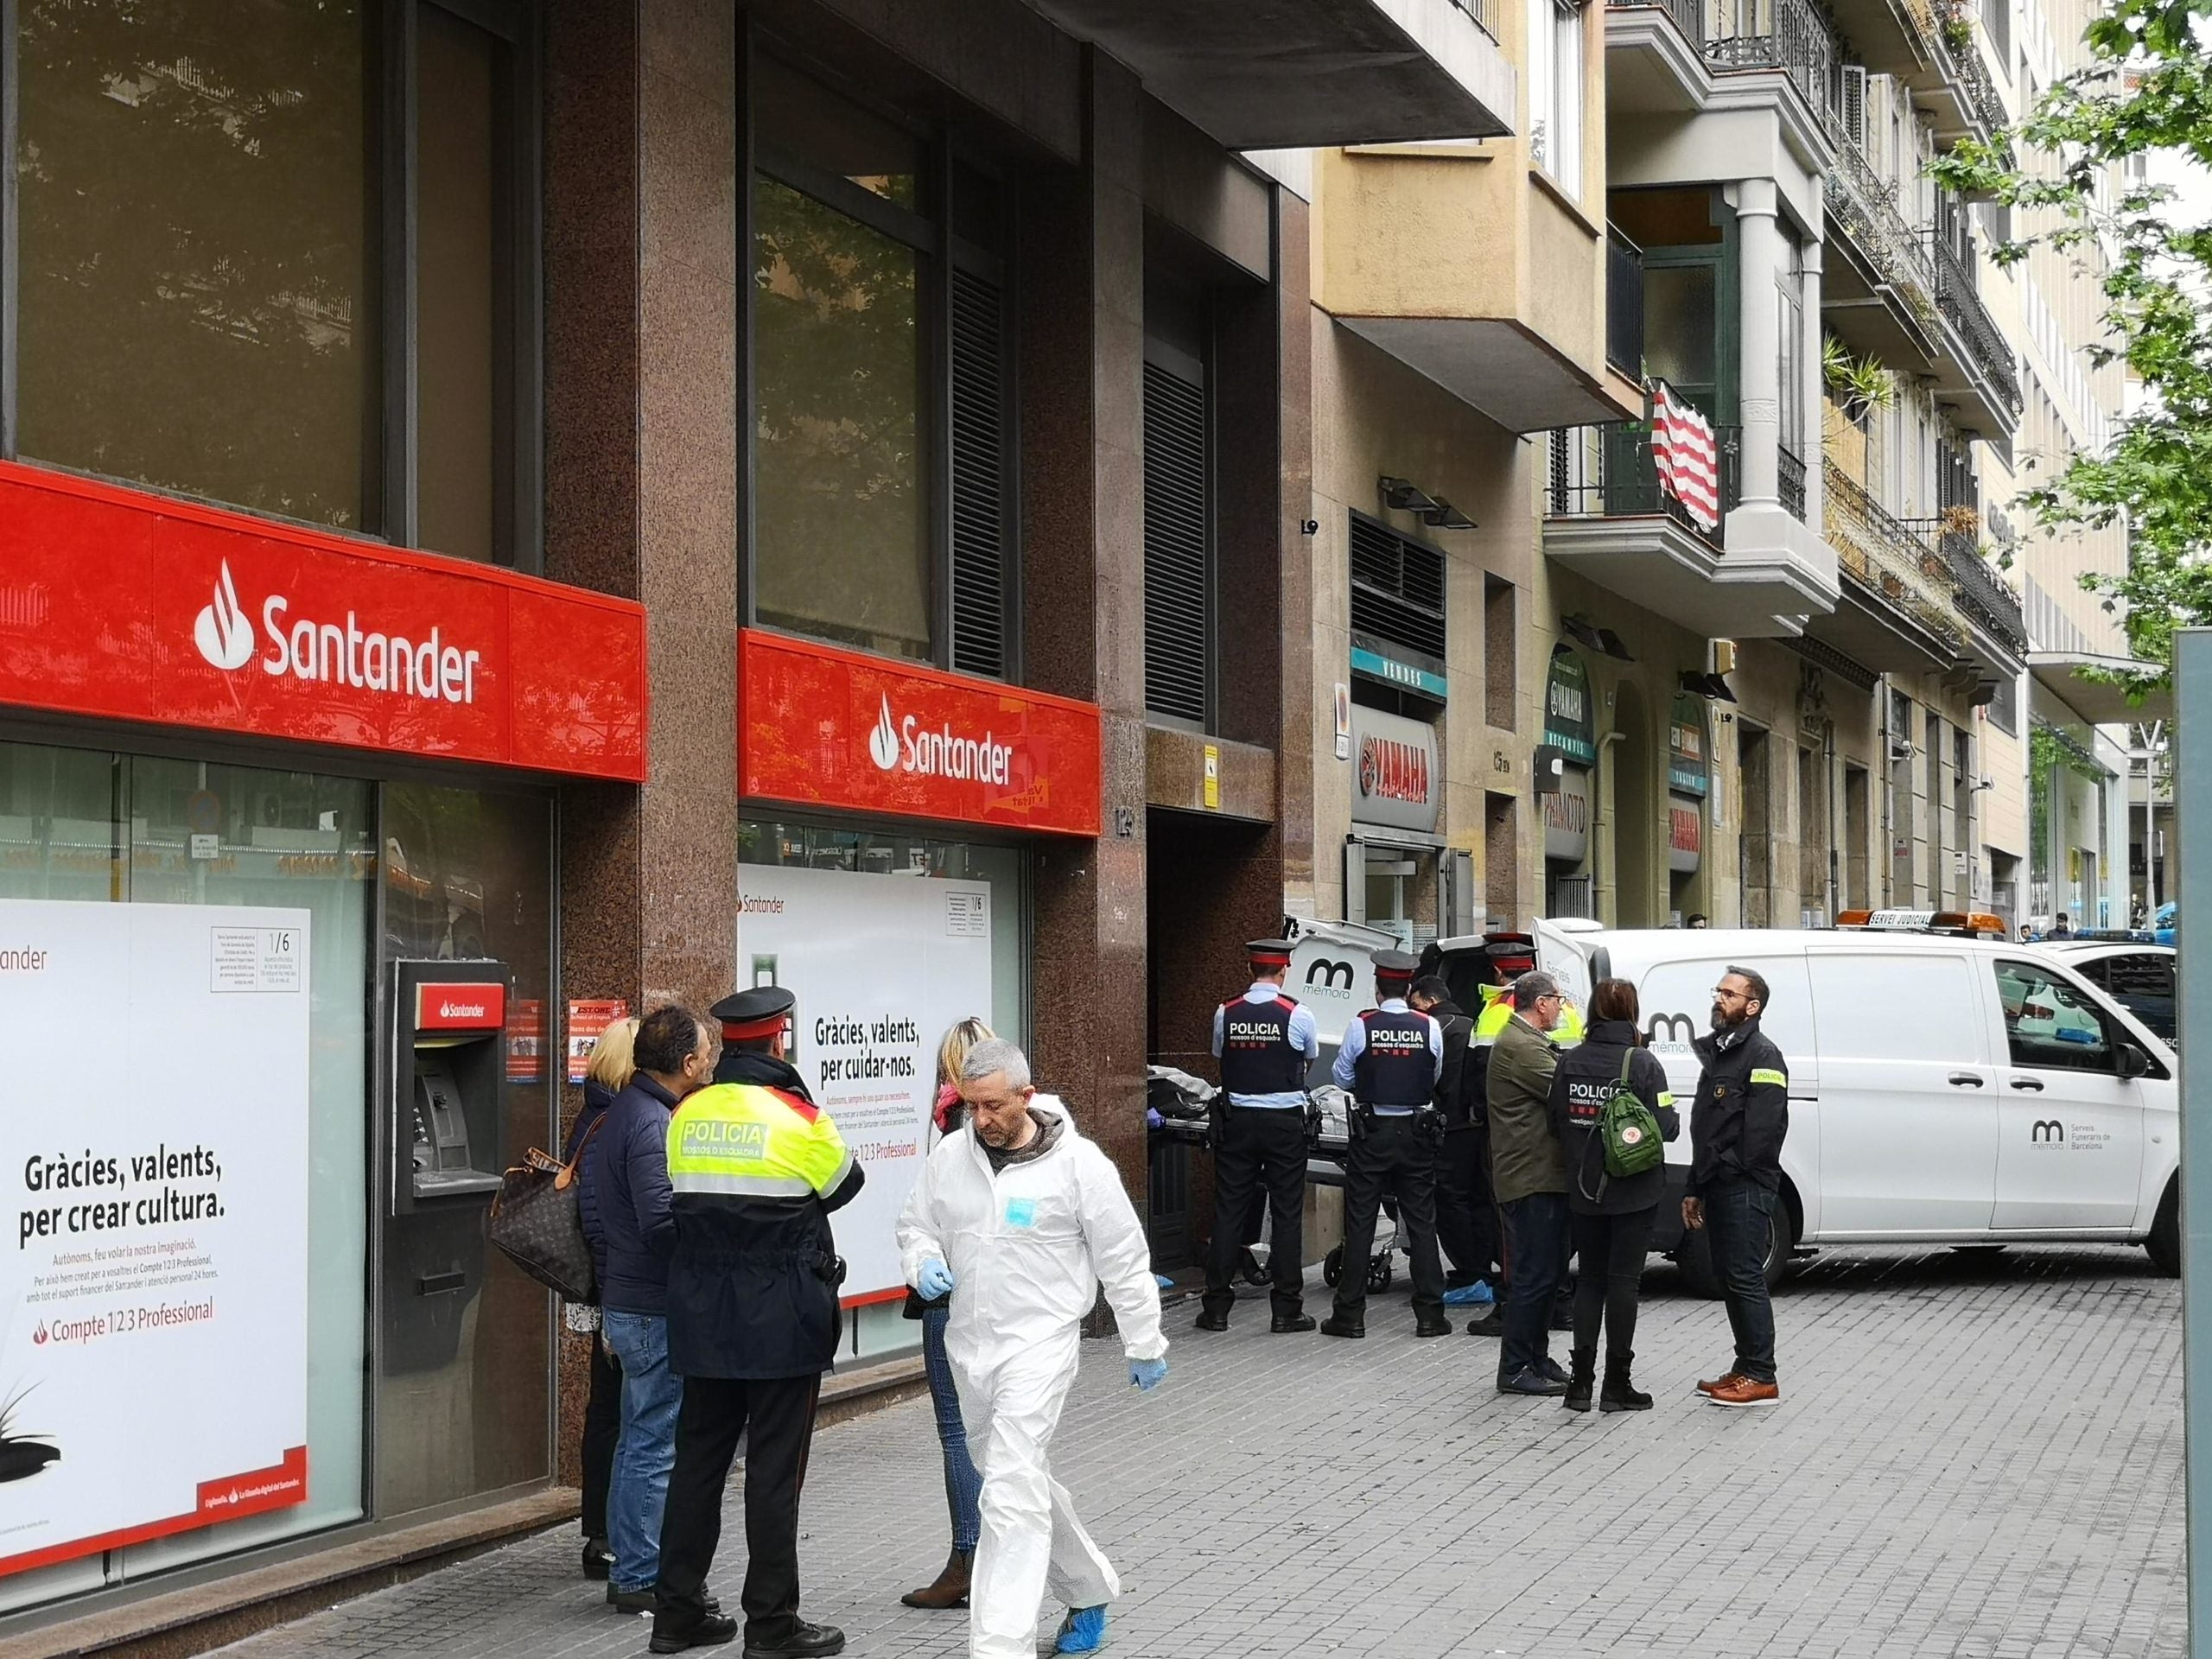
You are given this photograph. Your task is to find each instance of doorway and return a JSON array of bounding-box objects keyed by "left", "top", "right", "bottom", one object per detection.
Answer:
[
  {"left": 1614, "top": 681, "right": 1656, "bottom": 925},
  {"left": 1738, "top": 723, "right": 1772, "bottom": 926},
  {"left": 1844, "top": 763, "right": 1871, "bottom": 909}
]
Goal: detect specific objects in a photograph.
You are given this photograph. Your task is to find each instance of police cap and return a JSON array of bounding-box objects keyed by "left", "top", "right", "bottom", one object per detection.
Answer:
[
  {"left": 1373, "top": 950, "right": 1419, "bottom": 983},
  {"left": 709, "top": 986, "right": 795, "bottom": 1043},
  {"left": 1246, "top": 938, "right": 1295, "bottom": 969}
]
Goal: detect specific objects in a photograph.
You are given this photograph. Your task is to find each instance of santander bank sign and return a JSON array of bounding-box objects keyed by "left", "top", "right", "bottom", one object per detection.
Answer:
[
  {"left": 196, "top": 558, "right": 485, "bottom": 704},
  {"left": 742, "top": 631, "right": 1102, "bottom": 837}
]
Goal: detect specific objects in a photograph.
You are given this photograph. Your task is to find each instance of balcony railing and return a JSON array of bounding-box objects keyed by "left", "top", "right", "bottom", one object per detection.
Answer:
[
  {"left": 1608, "top": 228, "right": 1646, "bottom": 378},
  {"left": 1778, "top": 444, "right": 1808, "bottom": 522},
  {"left": 1608, "top": 0, "right": 1706, "bottom": 46},
  {"left": 1825, "top": 137, "right": 1941, "bottom": 334},
  {"left": 1932, "top": 1, "right": 2008, "bottom": 139},
  {"left": 1702, "top": 0, "right": 1841, "bottom": 124},
  {"left": 1446, "top": 0, "right": 1501, "bottom": 41},
  {"left": 1548, "top": 421, "right": 1744, "bottom": 546},
  {"left": 1901, "top": 519, "right": 2030, "bottom": 655},
  {"left": 1924, "top": 231, "right": 2024, "bottom": 416},
  {"left": 1822, "top": 460, "right": 1964, "bottom": 646}
]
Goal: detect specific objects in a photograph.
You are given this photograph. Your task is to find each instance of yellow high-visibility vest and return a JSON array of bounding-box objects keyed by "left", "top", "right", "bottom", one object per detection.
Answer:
[{"left": 665, "top": 1083, "right": 853, "bottom": 1201}]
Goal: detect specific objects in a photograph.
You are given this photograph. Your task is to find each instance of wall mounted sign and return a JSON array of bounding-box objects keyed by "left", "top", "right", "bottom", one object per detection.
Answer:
[
  {"left": 1543, "top": 766, "right": 1592, "bottom": 863},
  {"left": 1544, "top": 650, "right": 1596, "bottom": 767},
  {"left": 1668, "top": 691, "right": 1710, "bottom": 798},
  {"left": 0, "top": 461, "right": 647, "bottom": 780},
  {"left": 1349, "top": 706, "right": 1441, "bottom": 834},
  {"left": 1350, "top": 644, "right": 1447, "bottom": 702},
  {"left": 739, "top": 631, "right": 1103, "bottom": 837},
  {"left": 1669, "top": 795, "right": 1704, "bottom": 874}
]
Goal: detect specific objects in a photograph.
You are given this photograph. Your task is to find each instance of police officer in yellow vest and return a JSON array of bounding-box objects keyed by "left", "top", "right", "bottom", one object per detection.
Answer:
[{"left": 649, "top": 988, "right": 864, "bottom": 1658}]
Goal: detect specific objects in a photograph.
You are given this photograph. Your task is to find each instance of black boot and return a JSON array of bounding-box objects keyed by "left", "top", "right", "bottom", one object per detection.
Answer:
[
  {"left": 1600, "top": 1352, "right": 1653, "bottom": 1413},
  {"left": 1563, "top": 1347, "right": 1595, "bottom": 1413}
]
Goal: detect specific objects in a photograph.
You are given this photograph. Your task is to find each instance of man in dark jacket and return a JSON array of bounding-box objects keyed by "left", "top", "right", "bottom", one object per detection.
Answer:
[
  {"left": 1408, "top": 976, "right": 1493, "bottom": 1297},
  {"left": 650, "top": 988, "right": 864, "bottom": 1657},
  {"left": 582, "top": 1004, "right": 715, "bottom": 1612},
  {"left": 1485, "top": 971, "right": 1574, "bottom": 1395},
  {"left": 1682, "top": 966, "right": 1789, "bottom": 1408}
]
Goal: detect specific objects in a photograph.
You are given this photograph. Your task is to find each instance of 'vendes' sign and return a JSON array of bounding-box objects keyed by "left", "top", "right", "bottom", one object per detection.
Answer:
[
  {"left": 741, "top": 631, "right": 1102, "bottom": 836},
  {"left": 0, "top": 462, "right": 646, "bottom": 780}
]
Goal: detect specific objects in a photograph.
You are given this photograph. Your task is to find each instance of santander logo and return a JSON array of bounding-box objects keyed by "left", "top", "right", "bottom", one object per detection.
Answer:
[
  {"left": 864, "top": 691, "right": 1015, "bottom": 785},
  {"left": 189, "top": 562, "right": 483, "bottom": 705},
  {"left": 194, "top": 561, "right": 256, "bottom": 671}
]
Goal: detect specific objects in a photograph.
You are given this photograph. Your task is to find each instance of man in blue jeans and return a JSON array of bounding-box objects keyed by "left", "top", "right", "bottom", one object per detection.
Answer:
[
  {"left": 1682, "top": 966, "right": 1789, "bottom": 1408},
  {"left": 582, "top": 1003, "right": 716, "bottom": 1612}
]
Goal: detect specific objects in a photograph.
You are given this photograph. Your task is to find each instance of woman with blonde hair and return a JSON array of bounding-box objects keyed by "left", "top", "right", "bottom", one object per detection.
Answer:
[
  {"left": 566, "top": 1016, "right": 640, "bottom": 1581},
  {"left": 900, "top": 1014, "right": 995, "bottom": 1610}
]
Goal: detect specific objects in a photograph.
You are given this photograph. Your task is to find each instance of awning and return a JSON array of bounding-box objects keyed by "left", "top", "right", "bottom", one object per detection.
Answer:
[{"left": 2028, "top": 651, "right": 2172, "bottom": 724}]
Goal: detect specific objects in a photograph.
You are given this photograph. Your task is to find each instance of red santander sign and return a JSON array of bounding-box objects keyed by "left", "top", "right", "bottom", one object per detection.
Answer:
[
  {"left": 740, "top": 631, "right": 1102, "bottom": 837},
  {"left": 0, "top": 461, "right": 646, "bottom": 780},
  {"left": 416, "top": 982, "right": 509, "bottom": 1033}
]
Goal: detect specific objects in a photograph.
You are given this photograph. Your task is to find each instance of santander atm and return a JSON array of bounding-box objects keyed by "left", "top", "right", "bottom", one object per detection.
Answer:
[{"left": 379, "top": 958, "right": 512, "bottom": 1513}]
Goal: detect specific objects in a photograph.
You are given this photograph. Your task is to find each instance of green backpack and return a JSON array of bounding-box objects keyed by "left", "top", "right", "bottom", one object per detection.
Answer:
[{"left": 1594, "top": 1049, "right": 1665, "bottom": 1181}]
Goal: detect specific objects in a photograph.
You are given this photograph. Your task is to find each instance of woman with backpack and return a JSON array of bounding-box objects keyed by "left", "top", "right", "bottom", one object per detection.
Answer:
[{"left": 1546, "top": 978, "right": 1677, "bottom": 1413}]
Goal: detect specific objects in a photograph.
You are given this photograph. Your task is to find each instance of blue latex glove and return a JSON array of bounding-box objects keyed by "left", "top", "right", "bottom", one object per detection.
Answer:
[
  {"left": 918, "top": 1259, "right": 955, "bottom": 1300},
  {"left": 1129, "top": 1356, "right": 1168, "bottom": 1392}
]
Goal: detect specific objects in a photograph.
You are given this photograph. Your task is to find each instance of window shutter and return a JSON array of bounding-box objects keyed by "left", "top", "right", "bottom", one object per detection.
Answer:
[
  {"left": 1840, "top": 66, "right": 1867, "bottom": 149},
  {"left": 1349, "top": 513, "right": 1446, "bottom": 665},
  {"left": 1143, "top": 359, "right": 1210, "bottom": 724},
  {"left": 949, "top": 268, "right": 1008, "bottom": 679}
]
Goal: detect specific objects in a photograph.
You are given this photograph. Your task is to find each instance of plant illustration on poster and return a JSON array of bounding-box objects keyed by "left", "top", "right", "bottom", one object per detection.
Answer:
[
  {"left": 735, "top": 865, "right": 994, "bottom": 1301},
  {"left": 0, "top": 899, "right": 310, "bottom": 1576}
]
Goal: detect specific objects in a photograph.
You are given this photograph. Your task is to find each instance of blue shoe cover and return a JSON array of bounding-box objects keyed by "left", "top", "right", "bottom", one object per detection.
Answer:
[
  {"left": 1442, "top": 1280, "right": 1494, "bottom": 1306},
  {"left": 1056, "top": 1605, "right": 1109, "bottom": 1653}
]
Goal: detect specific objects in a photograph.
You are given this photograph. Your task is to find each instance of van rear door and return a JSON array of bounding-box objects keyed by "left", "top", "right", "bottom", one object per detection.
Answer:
[{"left": 1805, "top": 950, "right": 1996, "bottom": 1236}]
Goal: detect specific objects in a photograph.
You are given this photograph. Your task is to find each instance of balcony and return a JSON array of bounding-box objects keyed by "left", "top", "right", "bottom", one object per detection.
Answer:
[
  {"left": 1543, "top": 420, "right": 1837, "bottom": 634},
  {"left": 1604, "top": 0, "right": 1714, "bottom": 115},
  {"left": 1814, "top": 460, "right": 1963, "bottom": 670},
  {"left": 1027, "top": 0, "right": 1514, "bottom": 148},
  {"left": 1609, "top": 228, "right": 1646, "bottom": 378},
  {"left": 1702, "top": 0, "right": 1842, "bottom": 125},
  {"left": 1821, "top": 136, "right": 1942, "bottom": 365},
  {"left": 1912, "top": 518, "right": 2030, "bottom": 676},
  {"left": 1923, "top": 231, "right": 2022, "bottom": 436}
]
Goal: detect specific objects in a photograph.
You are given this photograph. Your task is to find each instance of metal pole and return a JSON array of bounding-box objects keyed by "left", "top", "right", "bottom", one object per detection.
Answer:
[{"left": 2177, "top": 628, "right": 2210, "bottom": 1656}]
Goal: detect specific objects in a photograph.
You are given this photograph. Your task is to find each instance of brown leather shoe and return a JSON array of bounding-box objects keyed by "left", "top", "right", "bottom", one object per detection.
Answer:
[
  {"left": 900, "top": 1548, "right": 971, "bottom": 1610},
  {"left": 1695, "top": 1371, "right": 1745, "bottom": 1396},
  {"left": 1707, "top": 1375, "right": 1780, "bottom": 1408}
]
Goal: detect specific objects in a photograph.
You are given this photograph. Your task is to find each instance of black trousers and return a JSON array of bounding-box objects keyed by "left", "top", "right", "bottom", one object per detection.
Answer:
[
  {"left": 1434, "top": 1122, "right": 1499, "bottom": 1285},
  {"left": 1331, "top": 1115, "right": 1444, "bottom": 1324},
  {"left": 655, "top": 1372, "right": 823, "bottom": 1643},
  {"left": 1202, "top": 1107, "right": 1309, "bottom": 1319},
  {"left": 579, "top": 1330, "right": 623, "bottom": 1540},
  {"left": 1568, "top": 1205, "right": 1656, "bottom": 1368}
]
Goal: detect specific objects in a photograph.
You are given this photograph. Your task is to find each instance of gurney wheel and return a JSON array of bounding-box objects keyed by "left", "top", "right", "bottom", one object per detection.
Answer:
[{"left": 1322, "top": 1245, "right": 1344, "bottom": 1287}]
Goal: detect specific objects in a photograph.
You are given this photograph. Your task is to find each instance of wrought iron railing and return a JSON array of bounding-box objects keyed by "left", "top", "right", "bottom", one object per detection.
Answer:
[
  {"left": 1924, "top": 231, "right": 2024, "bottom": 417},
  {"left": 1824, "top": 136, "right": 1941, "bottom": 334},
  {"left": 1702, "top": 0, "right": 1841, "bottom": 124},
  {"left": 1932, "top": 2, "right": 2008, "bottom": 139},
  {"left": 1608, "top": 0, "right": 1706, "bottom": 45},
  {"left": 1447, "top": 0, "right": 1501, "bottom": 41},
  {"left": 1547, "top": 421, "right": 1743, "bottom": 545},
  {"left": 1898, "top": 518, "right": 2030, "bottom": 655},
  {"left": 1608, "top": 227, "right": 1645, "bottom": 377},
  {"left": 1823, "top": 460, "right": 1964, "bottom": 646},
  {"left": 1778, "top": 444, "right": 1808, "bottom": 522}
]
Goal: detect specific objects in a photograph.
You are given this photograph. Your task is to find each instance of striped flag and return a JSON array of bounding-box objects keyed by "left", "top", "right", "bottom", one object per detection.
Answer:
[{"left": 1652, "top": 381, "right": 1720, "bottom": 532}]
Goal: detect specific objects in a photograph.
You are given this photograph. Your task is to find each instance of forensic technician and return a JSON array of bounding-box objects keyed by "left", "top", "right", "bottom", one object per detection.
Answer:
[
  {"left": 897, "top": 1038, "right": 1167, "bottom": 1659},
  {"left": 1195, "top": 938, "right": 1320, "bottom": 1335},
  {"left": 1320, "top": 950, "right": 1447, "bottom": 1340}
]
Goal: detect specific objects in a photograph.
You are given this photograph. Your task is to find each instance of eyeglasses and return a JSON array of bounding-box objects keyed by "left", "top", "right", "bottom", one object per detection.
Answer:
[{"left": 1711, "top": 987, "right": 1750, "bottom": 1003}]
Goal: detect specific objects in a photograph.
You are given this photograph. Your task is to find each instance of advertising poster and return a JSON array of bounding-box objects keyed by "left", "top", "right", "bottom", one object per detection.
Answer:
[
  {"left": 0, "top": 900, "right": 311, "bottom": 1576},
  {"left": 736, "top": 865, "right": 993, "bottom": 1301},
  {"left": 567, "top": 999, "right": 630, "bottom": 1084}
]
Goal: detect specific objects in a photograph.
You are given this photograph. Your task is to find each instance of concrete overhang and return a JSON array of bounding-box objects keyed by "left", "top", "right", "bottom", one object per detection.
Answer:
[
  {"left": 1803, "top": 570, "right": 1959, "bottom": 673},
  {"left": 1604, "top": 4, "right": 1713, "bottom": 114},
  {"left": 1541, "top": 510, "right": 1834, "bottom": 638},
  {"left": 1824, "top": 0, "right": 1933, "bottom": 77},
  {"left": 1338, "top": 316, "right": 1641, "bottom": 432},
  {"left": 1027, "top": 0, "right": 1516, "bottom": 148},
  {"left": 1820, "top": 226, "right": 1940, "bottom": 368},
  {"left": 2029, "top": 652, "right": 2173, "bottom": 724}
]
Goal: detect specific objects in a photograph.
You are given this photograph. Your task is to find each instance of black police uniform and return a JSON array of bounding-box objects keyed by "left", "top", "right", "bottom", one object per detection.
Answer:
[
  {"left": 1422, "top": 995, "right": 1492, "bottom": 1286},
  {"left": 1324, "top": 954, "right": 1448, "bottom": 1337},
  {"left": 1198, "top": 942, "right": 1317, "bottom": 1332}
]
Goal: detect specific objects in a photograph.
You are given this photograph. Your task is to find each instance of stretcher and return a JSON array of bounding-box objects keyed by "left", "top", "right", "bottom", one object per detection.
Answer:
[{"left": 1305, "top": 1084, "right": 1405, "bottom": 1295}]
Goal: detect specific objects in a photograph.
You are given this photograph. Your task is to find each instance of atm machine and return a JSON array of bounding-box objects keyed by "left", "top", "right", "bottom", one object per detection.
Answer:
[{"left": 378, "top": 958, "right": 512, "bottom": 1514}]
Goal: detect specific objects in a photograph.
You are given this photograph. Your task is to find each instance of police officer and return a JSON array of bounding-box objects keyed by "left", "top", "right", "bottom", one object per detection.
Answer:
[
  {"left": 1320, "top": 951, "right": 1448, "bottom": 1339},
  {"left": 650, "top": 987, "right": 863, "bottom": 1658},
  {"left": 1196, "top": 940, "right": 1322, "bottom": 1335}
]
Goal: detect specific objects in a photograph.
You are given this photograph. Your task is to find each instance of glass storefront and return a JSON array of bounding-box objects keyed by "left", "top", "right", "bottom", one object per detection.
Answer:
[{"left": 0, "top": 739, "right": 551, "bottom": 1612}]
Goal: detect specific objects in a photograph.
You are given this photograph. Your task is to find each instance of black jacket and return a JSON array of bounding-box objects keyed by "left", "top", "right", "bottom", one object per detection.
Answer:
[
  {"left": 580, "top": 1074, "right": 681, "bottom": 1316},
  {"left": 1688, "top": 1016, "right": 1789, "bottom": 1196},
  {"left": 1426, "top": 1000, "right": 1477, "bottom": 1126},
  {"left": 1546, "top": 1019, "right": 1679, "bottom": 1215}
]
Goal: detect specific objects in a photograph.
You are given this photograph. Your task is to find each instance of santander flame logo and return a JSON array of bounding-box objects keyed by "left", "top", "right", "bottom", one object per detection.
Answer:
[
  {"left": 194, "top": 561, "right": 256, "bottom": 672},
  {"left": 868, "top": 695, "right": 901, "bottom": 771}
]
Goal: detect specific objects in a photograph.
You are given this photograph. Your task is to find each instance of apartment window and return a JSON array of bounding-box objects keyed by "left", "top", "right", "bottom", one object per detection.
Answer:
[
  {"left": 1142, "top": 281, "right": 1212, "bottom": 728},
  {"left": 1529, "top": 0, "right": 1586, "bottom": 192},
  {"left": 748, "top": 59, "right": 1014, "bottom": 675},
  {"left": 1350, "top": 512, "right": 1447, "bottom": 683},
  {"left": 10, "top": 0, "right": 539, "bottom": 565},
  {"left": 1987, "top": 672, "right": 2019, "bottom": 735},
  {"left": 1778, "top": 268, "right": 1805, "bottom": 456}
]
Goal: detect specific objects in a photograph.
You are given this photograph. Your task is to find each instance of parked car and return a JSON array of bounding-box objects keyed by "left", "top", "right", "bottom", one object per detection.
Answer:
[
  {"left": 2036, "top": 939, "right": 2177, "bottom": 1051},
  {"left": 1427, "top": 915, "right": 2180, "bottom": 1293}
]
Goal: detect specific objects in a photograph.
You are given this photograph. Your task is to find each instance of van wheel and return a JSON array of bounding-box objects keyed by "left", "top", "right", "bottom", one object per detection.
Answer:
[
  {"left": 2145, "top": 1180, "right": 2181, "bottom": 1276},
  {"left": 1675, "top": 1201, "right": 1792, "bottom": 1299}
]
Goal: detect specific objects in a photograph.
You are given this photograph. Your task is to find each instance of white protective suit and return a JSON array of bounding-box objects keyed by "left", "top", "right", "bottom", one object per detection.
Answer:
[{"left": 897, "top": 1096, "right": 1166, "bottom": 1659}]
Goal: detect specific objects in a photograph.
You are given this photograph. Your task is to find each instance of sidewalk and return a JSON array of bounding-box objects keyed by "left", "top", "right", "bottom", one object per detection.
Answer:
[{"left": 216, "top": 1244, "right": 2185, "bottom": 1658}]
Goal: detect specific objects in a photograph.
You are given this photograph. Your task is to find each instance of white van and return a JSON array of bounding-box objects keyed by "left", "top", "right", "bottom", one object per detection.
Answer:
[{"left": 1430, "top": 918, "right": 2181, "bottom": 1290}]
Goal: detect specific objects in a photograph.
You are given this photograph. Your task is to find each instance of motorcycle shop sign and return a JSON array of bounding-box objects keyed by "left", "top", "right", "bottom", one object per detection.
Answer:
[{"left": 1349, "top": 706, "right": 1440, "bottom": 834}]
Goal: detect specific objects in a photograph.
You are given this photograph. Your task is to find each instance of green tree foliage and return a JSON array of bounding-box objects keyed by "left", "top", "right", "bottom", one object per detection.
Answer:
[{"left": 1929, "top": 0, "right": 2212, "bottom": 690}]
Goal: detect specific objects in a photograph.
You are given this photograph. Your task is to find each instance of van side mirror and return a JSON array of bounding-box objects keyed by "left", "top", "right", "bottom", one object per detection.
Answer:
[{"left": 2118, "top": 1044, "right": 2151, "bottom": 1080}]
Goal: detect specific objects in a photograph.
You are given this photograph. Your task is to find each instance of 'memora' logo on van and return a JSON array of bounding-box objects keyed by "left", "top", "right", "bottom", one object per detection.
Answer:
[
  {"left": 1645, "top": 1012, "right": 1698, "bottom": 1049},
  {"left": 2031, "top": 1120, "right": 2065, "bottom": 1145}
]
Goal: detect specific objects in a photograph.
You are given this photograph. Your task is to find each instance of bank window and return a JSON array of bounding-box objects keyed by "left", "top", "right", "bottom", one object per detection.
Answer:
[
  {"left": 748, "top": 57, "right": 1015, "bottom": 677},
  {"left": 7, "top": 0, "right": 541, "bottom": 568},
  {"left": 1528, "top": 0, "right": 1585, "bottom": 192}
]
